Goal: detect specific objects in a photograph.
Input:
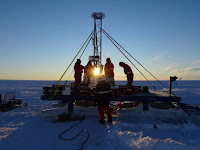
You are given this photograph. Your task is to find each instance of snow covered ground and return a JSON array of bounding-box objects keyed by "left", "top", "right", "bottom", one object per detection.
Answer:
[{"left": 0, "top": 80, "right": 200, "bottom": 150}]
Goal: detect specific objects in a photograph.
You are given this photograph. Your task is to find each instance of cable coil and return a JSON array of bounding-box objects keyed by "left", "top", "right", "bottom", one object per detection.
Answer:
[{"left": 58, "top": 116, "right": 89, "bottom": 150}]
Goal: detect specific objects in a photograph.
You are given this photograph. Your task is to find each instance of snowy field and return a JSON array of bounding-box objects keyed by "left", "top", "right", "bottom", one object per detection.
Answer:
[{"left": 0, "top": 80, "right": 200, "bottom": 150}]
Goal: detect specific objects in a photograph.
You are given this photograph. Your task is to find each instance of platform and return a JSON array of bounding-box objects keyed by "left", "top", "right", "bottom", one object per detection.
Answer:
[{"left": 41, "top": 84, "right": 181, "bottom": 111}]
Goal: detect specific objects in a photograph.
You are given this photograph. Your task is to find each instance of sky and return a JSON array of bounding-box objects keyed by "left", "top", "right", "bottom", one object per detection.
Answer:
[{"left": 0, "top": 0, "right": 200, "bottom": 81}]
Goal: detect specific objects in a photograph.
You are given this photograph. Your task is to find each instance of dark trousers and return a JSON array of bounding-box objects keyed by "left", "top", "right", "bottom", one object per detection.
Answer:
[
  {"left": 74, "top": 74, "right": 81, "bottom": 88},
  {"left": 98, "top": 106, "right": 112, "bottom": 121},
  {"left": 127, "top": 73, "right": 133, "bottom": 89}
]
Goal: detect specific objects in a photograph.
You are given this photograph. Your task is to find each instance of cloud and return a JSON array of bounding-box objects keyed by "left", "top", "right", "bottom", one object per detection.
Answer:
[
  {"left": 170, "top": 66, "right": 200, "bottom": 75},
  {"left": 164, "top": 66, "right": 173, "bottom": 71},
  {"left": 164, "top": 65, "right": 178, "bottom": 71},
  {"left": 192, "top": 60, "right": 200, "bottom": 64},
  {"left": 184, "top": 67, "right": 200, "bottom": 72},
  {"left": 170, "top": 69, "right": 181, "bottom": 74},
  {"left": 153, "top": 52, "right": 168, "bottom": 61},
  {"left": 164, "top": 66, "right": 172, "bottom": 70}
]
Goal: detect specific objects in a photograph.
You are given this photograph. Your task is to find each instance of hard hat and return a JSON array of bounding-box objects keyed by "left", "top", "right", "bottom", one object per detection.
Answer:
[
  {"left": 106, "top": 58, "right": 111, "bottom": 63},
  {"left": 119, "top": 62, "right": 124, "bottom": 66},
  {"left": 77, "top": 59, "right": 81, "bottom": 63}
]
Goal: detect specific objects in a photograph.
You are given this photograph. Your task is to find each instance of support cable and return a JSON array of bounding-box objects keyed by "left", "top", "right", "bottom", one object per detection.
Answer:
[
  {"left": 50, "top": 31, "right": 93, "bottom": 99},
  {"left": 102, "top": 30, "right": 156, "bottom": 90},
  {"left": 79, "top": 36, "right": 93, "bottom": 59},
  {"left": 100, "top": 27, "right": 167, "bottom": 90},
  {"left": 64, "top": 36, "right": 93, "bottom": 85},
  {"left": 64, "top": 70, "right": 74, "bottom": 85}
]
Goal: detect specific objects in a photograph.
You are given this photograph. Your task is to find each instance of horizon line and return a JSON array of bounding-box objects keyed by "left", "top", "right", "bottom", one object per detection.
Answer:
[{"left": 0, "top": 79, "right": 199, "bottom": 81}]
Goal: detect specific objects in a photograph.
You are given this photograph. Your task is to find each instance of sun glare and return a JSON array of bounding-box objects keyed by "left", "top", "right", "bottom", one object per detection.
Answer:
[{"left": 94, "top": 67, "right": 100, "bottom": 76}]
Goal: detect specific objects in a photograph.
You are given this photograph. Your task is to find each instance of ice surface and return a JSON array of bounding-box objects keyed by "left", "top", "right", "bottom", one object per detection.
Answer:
[{"left": 0, "top": 80, "right": 200, "bottom": 150}]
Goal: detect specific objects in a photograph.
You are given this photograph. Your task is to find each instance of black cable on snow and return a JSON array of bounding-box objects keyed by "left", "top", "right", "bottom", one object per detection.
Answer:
[{"left": 58, "top": 116, "right": 89, "bottom": 150}]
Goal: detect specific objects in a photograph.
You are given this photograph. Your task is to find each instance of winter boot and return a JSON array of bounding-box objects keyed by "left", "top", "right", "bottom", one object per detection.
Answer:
[
  {"left": 99, "top": 120, "right": 105, "bottom": 124},
  {"left": 107, "top": 118, "right": 112, "bottom": 123}
]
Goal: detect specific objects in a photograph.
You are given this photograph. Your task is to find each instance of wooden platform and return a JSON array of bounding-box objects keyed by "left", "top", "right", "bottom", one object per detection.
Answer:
[
  {"left": 41, "top": 85, "right": 181, "bottom": 103},
  {"left": 41, "top": 84, "right": 181, "bottom": 112}
]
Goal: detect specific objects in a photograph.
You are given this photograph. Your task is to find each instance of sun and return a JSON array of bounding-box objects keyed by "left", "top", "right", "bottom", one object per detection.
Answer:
[{"left": 94, "top": 67, "right": 100, "bottom": 76}]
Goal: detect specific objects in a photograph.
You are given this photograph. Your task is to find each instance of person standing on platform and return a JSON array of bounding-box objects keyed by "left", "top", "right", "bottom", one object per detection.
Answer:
[
  {"left": 104, "top": 58, "right": 114, "bottom": 84},
  {"left": 83, "top": 60, "right": 94, "bottom": 85},
  {"left": 119, "top": 62, "right": 134, "bottom": 93},
  {"left": 74, "top": 59, "right": 84, "bottom": 88}
]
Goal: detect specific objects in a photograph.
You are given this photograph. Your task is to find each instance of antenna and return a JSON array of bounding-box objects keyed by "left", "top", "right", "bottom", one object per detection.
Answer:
[{"left": 91, "top": 12, "right": 105, "bottom": 67}]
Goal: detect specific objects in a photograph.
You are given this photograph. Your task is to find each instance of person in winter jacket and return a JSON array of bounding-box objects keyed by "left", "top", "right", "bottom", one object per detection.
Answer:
[
  {"left": 74, "top": 59, "right": 84, "bottom": 88},
  {"left": 94, "top": 79, "right": 112, "bottom": 124},
  {"left": 119, "top": 62, "right": 134, "bottom": 92},
  {"left": 83, "top": 60, "right": 94, "bottom": 85},
  {"left": 104, "top": 58, "right": 114, "bottom": 78},
  {"left": 104, "top": 58, "right": 115, "bottom": 84}
]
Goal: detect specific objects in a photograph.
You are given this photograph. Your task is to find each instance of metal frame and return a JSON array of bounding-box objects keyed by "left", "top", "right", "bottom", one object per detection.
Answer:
[{"left": 91, "top": 12, "right": 105, "bottom": 66}]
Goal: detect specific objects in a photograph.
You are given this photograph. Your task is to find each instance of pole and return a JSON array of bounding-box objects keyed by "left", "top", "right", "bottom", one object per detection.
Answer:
[{"left": 169, "top": 76, "right": 178, "bottom": 94}]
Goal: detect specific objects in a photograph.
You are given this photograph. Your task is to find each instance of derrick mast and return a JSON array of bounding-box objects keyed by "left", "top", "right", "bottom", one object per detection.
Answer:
[{"left": 91, "top": 12, "right": 105, "bottom": 67}]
